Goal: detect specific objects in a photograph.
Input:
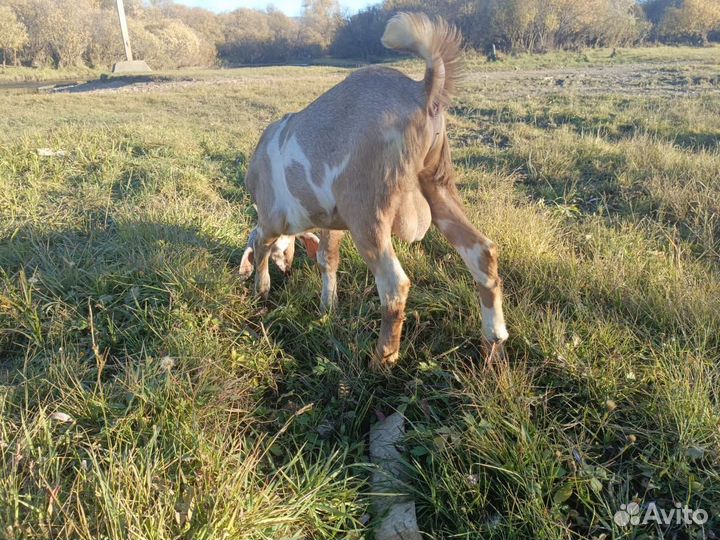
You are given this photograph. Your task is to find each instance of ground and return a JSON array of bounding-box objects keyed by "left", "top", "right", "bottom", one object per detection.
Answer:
[{"left": 1, "top": 46, "right": 719, "bottom": 539}]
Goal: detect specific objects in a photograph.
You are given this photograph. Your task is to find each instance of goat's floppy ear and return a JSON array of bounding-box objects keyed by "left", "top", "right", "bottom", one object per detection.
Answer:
[
  {"left": 298, "top": 232, "right": 320, "bottom": 261},
  {"left": 239, "top": 246, "right": 255, "bottom": 278}
]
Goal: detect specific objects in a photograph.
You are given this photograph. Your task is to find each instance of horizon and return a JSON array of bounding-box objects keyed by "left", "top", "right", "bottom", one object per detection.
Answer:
[{"left": 172, "top": 0, "right": 377, "bottom": 16}]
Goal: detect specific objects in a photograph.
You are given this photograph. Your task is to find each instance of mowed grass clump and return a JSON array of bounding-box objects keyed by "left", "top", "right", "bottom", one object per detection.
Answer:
[{"left": 1, "top": 49, "right": 720, "bottom": 539}]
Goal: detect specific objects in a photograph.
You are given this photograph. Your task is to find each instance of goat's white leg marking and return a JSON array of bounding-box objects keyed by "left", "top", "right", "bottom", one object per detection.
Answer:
[
  {"left": 321, "top": 268, "right": 336, "bottom": 308},
  {"left": 317, "top": 248, "right": 337, "bottom": 310},
  {"left": 373, "top": 249, "right": 410, "bottom": 368},
  {"left": 481, "top": 298, "right": 508, "bottom": 343},
  {"left": 374, "top": 253, "right": 410, "bottom": 309},
  {"left": 455, "top": 243, "right": 496, "bottom": 289}
]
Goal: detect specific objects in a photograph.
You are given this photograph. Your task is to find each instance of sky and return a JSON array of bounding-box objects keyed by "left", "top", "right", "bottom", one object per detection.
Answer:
[{"left": 173, "top": 0, "right": 376, "bottom": 17}]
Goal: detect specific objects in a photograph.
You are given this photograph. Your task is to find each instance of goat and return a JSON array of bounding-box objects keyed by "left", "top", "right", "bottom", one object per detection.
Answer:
[{"left": 239, "top": 12, "right": 508, "bottom": 369}]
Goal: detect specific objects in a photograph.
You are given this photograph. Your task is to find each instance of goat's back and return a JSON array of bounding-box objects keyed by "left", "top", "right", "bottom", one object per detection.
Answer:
[{"left": 287, "top": 66, "right": 427, "bottom": 164}]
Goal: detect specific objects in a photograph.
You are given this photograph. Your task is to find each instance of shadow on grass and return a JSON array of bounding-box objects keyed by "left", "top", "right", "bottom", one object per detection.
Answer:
[
  {"left": 0, "top": 219, "right": 238, "bottom": 360},
  {"left": 53, "top": 74, "right": 179, "bottom": 94},
  {"left": 0, "top": 216, "right": 387, "bottom": 436}
]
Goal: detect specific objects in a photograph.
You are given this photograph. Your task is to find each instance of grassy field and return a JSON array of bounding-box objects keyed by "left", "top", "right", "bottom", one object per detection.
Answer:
[{"left": 1, "top": 46, "right": 719, "bottom": 539}]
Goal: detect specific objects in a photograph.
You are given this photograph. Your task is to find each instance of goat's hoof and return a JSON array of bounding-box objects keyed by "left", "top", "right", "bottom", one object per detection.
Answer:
[
  {"left": 255, "top": 286, "right": 270, "bottom": 299},
  {"left": 370, "top": 348, "right": 399, "bottom": 372},
  {"left": 483, "top": 323, "right": 509, "bottom": 344},
  {"left": 254, "top": 275, "right": 271, "bottom": 299},
  {"left": 481, "top": 337, "right": 506, "bottom": 363},
  {"left": 320, "top": 299, "right": 337, "bottom": 315}
]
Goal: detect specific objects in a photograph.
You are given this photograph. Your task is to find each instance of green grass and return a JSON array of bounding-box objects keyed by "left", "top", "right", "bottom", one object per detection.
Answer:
[
  {"left": 0, "top": 64, "right": 103, "bottom": 83},
  {"left": 1, "top": 47, "right": 719, "bottom": 539}
]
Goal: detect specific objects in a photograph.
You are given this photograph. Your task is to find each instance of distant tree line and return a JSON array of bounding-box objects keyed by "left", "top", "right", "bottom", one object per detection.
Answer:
[
  {"left": 0, "top": 0, "right": 718, "bottom": 69},
  {"left": 334, "top": 0, "right": 720, "bottom": 59},
  {"left": 0, "top": 0, "right": 216, "bottom": 68}
]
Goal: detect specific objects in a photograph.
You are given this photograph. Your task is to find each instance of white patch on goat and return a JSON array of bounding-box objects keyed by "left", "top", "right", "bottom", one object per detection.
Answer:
[
  {"left": 267, "top": 118, "right": 311, "bottom": 232},
  {"left": 274, "top": 235, "right": 292, "bottom": 253},
  {"left": 455, "top": 243, "right": 495, "bottom": 289},
  {"left": 285, "top": 135, "right": 349, "bottom": 214},
  {"left": 270, "top": 235, "right": 293, "bottom": 271},
  {"left": 481, "top": 302, "right": 509, "bottom": 343},
  {"left": 268, "top": 120, "right": 349, "bottom": 232},
  {"left": 322, "top": 155, "right": 350, "bottom": 198},
  {"left": 374, "top": 253, "right": 409, "bottom": 307}
]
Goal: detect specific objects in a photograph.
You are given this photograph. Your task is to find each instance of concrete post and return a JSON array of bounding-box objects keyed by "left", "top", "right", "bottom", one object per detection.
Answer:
[
  {"left": 116, "top": 0, "right": 133, "bottom": 62},
  {"left": 111, "top": 0, "right": 151, "bottom": 74}
]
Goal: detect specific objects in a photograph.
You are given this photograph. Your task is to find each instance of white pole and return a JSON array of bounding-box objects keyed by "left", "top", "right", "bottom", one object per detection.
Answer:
[{"left": 115, "top": 0, "right": 133, "bottom": 62}]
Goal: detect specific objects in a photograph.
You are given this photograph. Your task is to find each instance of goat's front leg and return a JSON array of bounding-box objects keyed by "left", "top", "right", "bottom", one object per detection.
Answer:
[
  {"left": 317, "top": 229, "right": 345, "bottom": 312},
  {"left": 253, "top": 228, "right": 278, "bottom": 298},
  {"left": 424, "top": 183, "right": 509, "bottom": 344},
  {"left": 282, "top": 237, "right": 296, "bottom": 274},
  {"left": 353, "top": 229, "right": 410, "bottom": 370}
]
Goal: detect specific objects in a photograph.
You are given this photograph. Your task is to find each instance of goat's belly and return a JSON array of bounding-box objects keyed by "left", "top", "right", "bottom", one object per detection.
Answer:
[
  {"left": 392, "top": 190, "right": 432, "bottom": 243},
  {"left": 271, "top": 180, "right": 348, "bottom": 234}
]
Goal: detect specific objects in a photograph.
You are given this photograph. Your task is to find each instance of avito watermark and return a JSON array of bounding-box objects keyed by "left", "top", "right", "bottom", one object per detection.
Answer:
[{"left": 614, "top": 501, "right": 708, "bottom": 527}]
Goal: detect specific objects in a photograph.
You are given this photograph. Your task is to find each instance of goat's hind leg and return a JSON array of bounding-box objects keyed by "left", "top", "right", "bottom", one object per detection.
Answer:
[
  {"left": 352, "top": 227, "right": 410, "bottom": 370},
  {"left": 425, "top": 184, "right": 508, "bottom": 344},
  {"left": 317, "top": 230, "right": 345, "bottom": 312}
]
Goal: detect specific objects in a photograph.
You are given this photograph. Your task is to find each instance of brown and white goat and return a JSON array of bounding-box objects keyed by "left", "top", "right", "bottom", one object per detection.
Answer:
[{"left": 239, "top": 12, "right": 508, "bottom": 369}]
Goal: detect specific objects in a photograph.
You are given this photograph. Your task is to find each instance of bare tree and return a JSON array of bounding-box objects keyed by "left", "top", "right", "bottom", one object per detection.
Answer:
[
  {"left": 661, "top": 0, "right": 720, "bottom": 44},
  {"left": 301, "top": 0, "right": 342, "bottom": 50},
  {"left": 0, "top": 5, "right": 28, "bottom": 66}
]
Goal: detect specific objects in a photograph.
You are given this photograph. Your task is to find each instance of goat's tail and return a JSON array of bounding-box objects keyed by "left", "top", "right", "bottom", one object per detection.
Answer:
[{"left": 381, "top": 12, "right": 463, "bottom": 110}]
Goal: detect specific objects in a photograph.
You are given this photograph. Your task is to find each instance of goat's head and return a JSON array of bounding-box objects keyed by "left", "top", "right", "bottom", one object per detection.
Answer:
[{"left": 239, "top": 228, "right": 320, "bottom": 278}]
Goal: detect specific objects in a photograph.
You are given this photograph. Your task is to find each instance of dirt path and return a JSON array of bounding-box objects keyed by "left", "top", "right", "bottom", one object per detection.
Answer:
[
  {"left": 30, "top": 62, "right": 719, "bottom": 98},
  {"left": 470, "top": 62, "right": 720, "bottom": 97}
]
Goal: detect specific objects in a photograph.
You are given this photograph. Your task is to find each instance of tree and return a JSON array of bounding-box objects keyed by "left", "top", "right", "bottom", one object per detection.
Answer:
[
  {"left": 217, "top": 7, "right": 311, "bottom": 65},
  {"left": 0, "top": 5, "right": 28, "bottom": 66},
  {"left": 158, "top": 3, "right": 224, "bottom": 46},
  {"left": 661, "top": 0, "right": 720, "bottom": 43},
  {"left": 44, "top": 0, "right": 93, "bottom": 67},
  {"left": 9, "top": 0, "right": 93, "bottom": 67},
  {"left": 330, "top": 5, "right": 390, "bottom": 59},
  {"left": 145, "top": 18, "right": 215, "bottom": 68},
  {"left": 219, "top": 9, "right": 273, "bottom": 64},
  {"left": 85, "top": 8, "right": 123, "bottom": 67},
  {"left": 301, "top": 0, "right": 341, "bottom": 50}
]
